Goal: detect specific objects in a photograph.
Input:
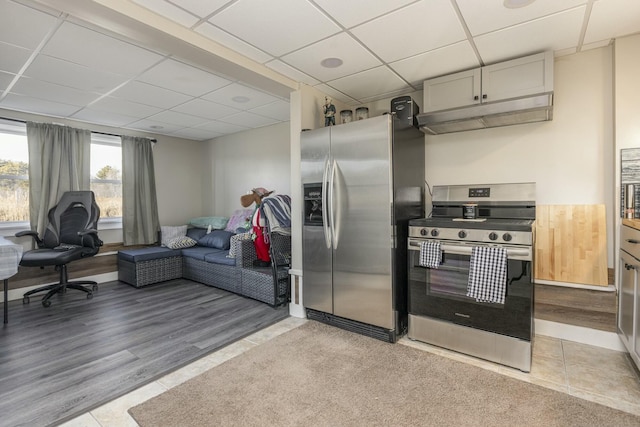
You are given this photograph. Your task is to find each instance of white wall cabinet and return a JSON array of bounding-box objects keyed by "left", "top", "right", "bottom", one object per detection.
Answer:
[
  {"left": 423, "top": 51, "right": 554, "bottom": 113},
  {"left": 619, "top": 222, "right": 640, "bottom": 370}
]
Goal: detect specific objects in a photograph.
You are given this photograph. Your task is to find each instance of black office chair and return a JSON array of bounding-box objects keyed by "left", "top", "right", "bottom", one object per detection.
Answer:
[{"left": 16, "top": 191, "right": 103, "bottom": 307}]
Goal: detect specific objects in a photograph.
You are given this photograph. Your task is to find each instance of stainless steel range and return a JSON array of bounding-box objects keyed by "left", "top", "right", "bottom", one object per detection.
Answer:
[{"left": 407, "top": 182, "right": 535, "bottom": 372}]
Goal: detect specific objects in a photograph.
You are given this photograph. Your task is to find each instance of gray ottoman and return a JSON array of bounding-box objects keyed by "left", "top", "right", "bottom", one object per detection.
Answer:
[{"left": 118, "top": 247, "right": 182, "bottom": 287}]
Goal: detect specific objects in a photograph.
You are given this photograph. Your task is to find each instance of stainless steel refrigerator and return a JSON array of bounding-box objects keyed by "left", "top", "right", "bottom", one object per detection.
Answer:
[{"left": 301, "top": 114, "right": 425, "bottom": 342}]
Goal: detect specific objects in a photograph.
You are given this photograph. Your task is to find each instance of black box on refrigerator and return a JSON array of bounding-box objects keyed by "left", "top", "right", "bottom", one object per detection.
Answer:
[{"left": 391, "top": 96, "right": 419, "bottom": 128}]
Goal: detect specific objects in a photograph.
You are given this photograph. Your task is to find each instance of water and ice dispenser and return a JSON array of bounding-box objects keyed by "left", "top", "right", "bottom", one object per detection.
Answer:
[{"left": 304, "top": 183, "right": 324, "bottom": 226}]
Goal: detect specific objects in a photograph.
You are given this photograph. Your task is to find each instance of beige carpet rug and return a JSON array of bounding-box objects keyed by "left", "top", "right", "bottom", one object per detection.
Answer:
[{"left": 130, "top": 321, "right": 640, "bottom": 427}]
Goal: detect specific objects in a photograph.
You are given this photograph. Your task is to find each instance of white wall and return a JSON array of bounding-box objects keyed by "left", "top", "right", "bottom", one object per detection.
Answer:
[
  {"left": 424, "top": 47, "right": 615, "bottom": 266},
  {"left": 205, "top": 121, "right": 291, "bottom": 216}
]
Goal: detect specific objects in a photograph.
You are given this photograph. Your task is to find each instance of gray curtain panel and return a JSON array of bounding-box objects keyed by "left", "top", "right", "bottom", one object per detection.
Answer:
[
  {"left": 121, "top": 135, "right": 159, "bottom": 245},
  {"left": 26, "top": 122, "right": 91, "bottom": 235}
]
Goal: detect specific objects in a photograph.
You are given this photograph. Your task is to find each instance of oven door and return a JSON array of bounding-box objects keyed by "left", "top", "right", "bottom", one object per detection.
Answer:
[{"left": 408, "top": 238, "right": 533, "bottom": 341}]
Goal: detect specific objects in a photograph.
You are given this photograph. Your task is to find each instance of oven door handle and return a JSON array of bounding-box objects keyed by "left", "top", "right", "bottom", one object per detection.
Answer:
[{"left": 409, "top": 241, "right": 531, "bottom": 259}]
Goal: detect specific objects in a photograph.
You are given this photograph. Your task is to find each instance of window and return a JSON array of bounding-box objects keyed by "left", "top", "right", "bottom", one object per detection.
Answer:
[
  {"left": 0, "top": 120, "right": 123, "bottom": 225},
  {"left": 90, "top": 134, "right": 122, "bottom": 220},
  {"left": 0, "top": 120, "right": 29, "bottom": 224}
]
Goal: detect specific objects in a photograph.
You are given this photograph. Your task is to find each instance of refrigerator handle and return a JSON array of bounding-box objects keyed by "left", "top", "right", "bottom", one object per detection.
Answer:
[
  {"left": 321, "top": 156, "right": 332, "bottom": 249},
  {"left": 329, "top": 158, "right": 340, "bottom": 249}
]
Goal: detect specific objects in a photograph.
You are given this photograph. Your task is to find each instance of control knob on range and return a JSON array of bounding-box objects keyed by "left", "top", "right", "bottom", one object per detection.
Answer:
[
  {"left": 420, "top": 228, "right": 428, "bottom": 236},
  {"left": 489, "top": 232, "right": 498, "bottom": 241},
  {"left": 503, "top": 233, "right": 513, "bottom": 242},
  {"left": 431, "top": 229, "right": 439, "bottom": 237},
  {"left": 458, "top": 230, "right": 467, "bottom": 239}
]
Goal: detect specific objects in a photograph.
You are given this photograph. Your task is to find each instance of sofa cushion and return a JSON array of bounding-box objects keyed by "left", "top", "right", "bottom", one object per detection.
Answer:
[
  {"left": 189, "top": 216, "right": 229, "bottom": 230},
  {"left": 204, "top": 250, "right": 236, "bottom": 266},
  {"left": 186, "top": 227, "right": 208, "bottom": 241},
  {"left": 119, "top": 247, "right": 181, "bottom": 262},
  {"left": 181, "top": 246, "right": 224, "bottom": 261},
  {"left": 166, "top": 236, "right": 197, "bottom": 249},
  {"left": 198, "top": 230, "right": 234, "bottom": 250},
  {"left": 160, "top": 225, "right": 187, "bottom": 247}
]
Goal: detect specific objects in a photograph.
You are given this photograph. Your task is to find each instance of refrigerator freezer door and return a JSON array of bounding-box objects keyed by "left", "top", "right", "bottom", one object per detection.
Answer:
[
  {"left": 331, "top": 116, "right": 394, "bottom": 329},
  {"left": 301, "top": 128, "right": 333, "bottom": 314}
]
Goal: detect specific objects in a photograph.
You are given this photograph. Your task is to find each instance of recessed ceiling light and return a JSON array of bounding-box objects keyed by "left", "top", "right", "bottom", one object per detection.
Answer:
[
  {"left": 150, "top": 125, "right": 164, "bottom": 130},
  {"left": 232, "top": 96, "right": 251, "bottom": 103},
  {"left": 503, "top": 0, "right": 536, "bottom": 8},
  {"left": 321, "top": 57, "right": 343, "bottom": 68}
]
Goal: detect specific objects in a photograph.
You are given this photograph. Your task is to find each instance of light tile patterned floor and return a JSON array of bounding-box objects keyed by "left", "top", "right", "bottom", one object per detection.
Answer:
[{"left": 60, "top": 318, "right": 640, "bottom": 426}]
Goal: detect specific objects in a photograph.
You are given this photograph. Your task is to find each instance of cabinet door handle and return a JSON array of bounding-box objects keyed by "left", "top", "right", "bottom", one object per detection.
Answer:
[
  {"left": 625, "top": 263, "right": 634, "bottom": 270},
  {"left": 473, "top": 95, "right": 479, "bottom": 101},
  {"left": 626, "top": 239, "right": 640, "bottom": 244},
  {"left": 482, "top": 94, "right": 487, "bottom": 99}
]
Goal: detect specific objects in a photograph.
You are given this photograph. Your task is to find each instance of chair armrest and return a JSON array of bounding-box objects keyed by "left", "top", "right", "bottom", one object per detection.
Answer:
[
  {"left": 237, "top": 239, "right": 258, "bottom": 268},
  {"left": 15, "top": 230, "right": 44, "bottom": 247},
  {"left": 78, "top": 228, "right": 103, "bottom": 248}
]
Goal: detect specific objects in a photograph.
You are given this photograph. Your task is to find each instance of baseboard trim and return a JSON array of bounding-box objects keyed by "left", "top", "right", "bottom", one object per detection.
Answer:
[
  {"left": 1, "top": 271, "right": 118, "bottom": 303},
  {"left": 534, "top": 318, "right": 625, "bottom": 352},
  {"left": 535, "top": 279, "right": 616, "bottom": 292}
]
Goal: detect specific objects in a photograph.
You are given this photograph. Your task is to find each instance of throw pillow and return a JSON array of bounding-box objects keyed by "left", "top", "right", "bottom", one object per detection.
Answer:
[
  {"left": 166, "top": 236, "right": 197, "bottom": 249},
  {"left": 160, "top": 225, "right": 187, "bottom": 247},
  {"left": 186, "top": 227, "right": 208, "bottom": 241},
  {"left": 189, "top": 216, "right": 229, "bottom": 230},
  {"left": 225, "top": 208, "right": 254, "bottom": 232},
  {"left": 198, "top": 230, "right": 234, "bottom": 250}
]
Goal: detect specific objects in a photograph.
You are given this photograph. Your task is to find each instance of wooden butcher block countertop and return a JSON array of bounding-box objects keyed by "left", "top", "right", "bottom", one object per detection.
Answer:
[{"left": 623, "top": 218, "right": 640, "bottom": 231}]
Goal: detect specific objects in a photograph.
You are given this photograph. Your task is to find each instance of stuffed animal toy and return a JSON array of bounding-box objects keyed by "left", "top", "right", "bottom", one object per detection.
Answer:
[{"left": 240, "top": 187, "right": 274, "bottom": 267}]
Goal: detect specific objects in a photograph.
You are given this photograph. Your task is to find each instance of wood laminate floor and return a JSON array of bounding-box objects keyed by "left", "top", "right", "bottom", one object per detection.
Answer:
[{"left": 0, "top": 279, "right": 289, "bottom": 427}]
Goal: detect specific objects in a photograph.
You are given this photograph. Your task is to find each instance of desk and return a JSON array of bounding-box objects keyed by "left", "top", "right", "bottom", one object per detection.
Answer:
[{"left": 0, "top": 237, "right": 23, "bottom": 324}]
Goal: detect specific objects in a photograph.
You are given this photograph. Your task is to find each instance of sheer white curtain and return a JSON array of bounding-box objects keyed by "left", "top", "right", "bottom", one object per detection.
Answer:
[
  {"left": 121, "top": 135, "right": 159, "bottom": 245},
  {"left": 26, "top": 122, "right": 91, "bottom": 235}
]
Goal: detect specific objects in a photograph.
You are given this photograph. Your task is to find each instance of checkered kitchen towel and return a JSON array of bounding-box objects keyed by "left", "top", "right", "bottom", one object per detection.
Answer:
[
  {"left": 466, "top": 246, "right": 507, "bottom": 304},
  {"left": 419, "top": 241, "right": 441, "bottom": 268}
]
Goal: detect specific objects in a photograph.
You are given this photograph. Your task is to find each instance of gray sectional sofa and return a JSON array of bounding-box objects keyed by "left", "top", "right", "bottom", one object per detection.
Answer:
[{"left": 117, "top": 227, "right": 290, "bottom": 307}]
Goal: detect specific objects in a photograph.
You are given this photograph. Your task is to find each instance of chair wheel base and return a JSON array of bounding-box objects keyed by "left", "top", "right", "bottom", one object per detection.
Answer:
[
  {"left": 42, "top": 299, "right": 51, "bottom": 308},
  {"left": 23, "top": 296, "right": 30, "bottom": 305}
]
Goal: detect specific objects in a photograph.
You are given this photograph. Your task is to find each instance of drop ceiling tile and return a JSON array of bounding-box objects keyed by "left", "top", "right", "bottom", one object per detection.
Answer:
[
  {"left": 169, "top": 127, "right": 220, "bottom": 141},
  {"left": 0, "top": 70, "right": 15, "bottom": 91},
  {"left": 456, "top": 0, "right": 586, "bottom": 36},
  {"left": 42, "top": 21, "right": 164, "bottom": 77},
  {"left": 217, "top": 111, "right": 279, "bottom": 128},
  {"left": 170, "top": 0, "right": 234, "bottom": 19},
  {"left": 0, "top": 0, "right": 58, "bottom": 49},
  {"left": 11, "top": 77, "right": 100, "bottom": 106},
  {"left": 172, "top": 98, "right": 239, "bottom": 120},
  {"left": 281, "top": 32, "right": 381, "bottom": 82},
  {"left": 24, "top": 55, "right": 128, "bottom": 93},
  {"left": 250, "top": 100, "right": 290, "bottom": 121},
  {"left": 147, "top": 110, "right": 208, "bottom": 127},
  {"left": 132, "top": 0, "right": 199, "bottom": 27},
  {"left": 474, "top": 6, "right": 586, "bottom": 64},
  {"left": 195, "top": 120, "right": 249, "bottom": 134},
  {"left": 584, "top": 0, "right": 640, "bottom": 45},
  {"left": 209, "top": 0, "right": 341, "bottom": 56},
  {"left": 72, "top": 108, "right": 140, "bottom": 127},
  {"left": 127, "top": 117, "right": 185, "bottom": 133},
  {"left": 0, "top": 93, "right": 80, "bottom": 117},
  {"left": 111, "top": 80, "right": 191, "bottom": 109},
  {"left": 389, "top": 41, "right": 479, "bottom": 86},
  {"left": 313, "top": 0, "right": 417, "bottom": 28},
  {"left": 202, "top": 82, "right": 280, "bottom": 109},
  {"left": 87, "top": 96, "right": 162, "bottom": 118},
  {"left": 327, "top": 66, "right": 411, "bottom": 101},
  {"left": 194, "top": 22, "right": 273, "bottom": 64},
  {"left": 265, "top": 60, "right": 320, "bottom": 86},
  {"left": 0, "top": 42, "right": 32, "bottom": 74},
  {"left": 351, "top": 0, "right": 466, "bottom": 63},
  {"left": 313, "top": 84, "right": 357, "bottom": 105},
  {"left": 137, "top": 58, "right": 231, "bottom": 97}
]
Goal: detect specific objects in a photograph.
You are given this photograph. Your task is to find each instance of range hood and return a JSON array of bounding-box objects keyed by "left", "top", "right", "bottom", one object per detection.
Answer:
[{"left": 416, "top": 93, "right": 553, "bottom": 135}]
